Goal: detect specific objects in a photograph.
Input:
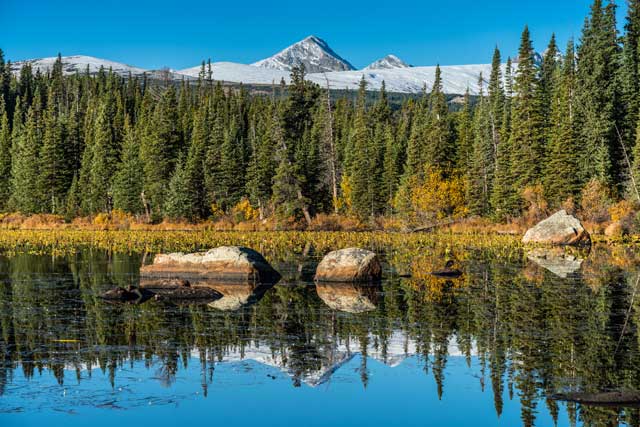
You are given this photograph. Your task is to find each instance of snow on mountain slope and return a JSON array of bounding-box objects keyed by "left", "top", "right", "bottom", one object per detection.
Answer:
[
  {"left": 252, "top": 35, "right": 355, "bottom": 73},
  {"left": 364, "top": 54, "right": 411, "bottom": 70},
  {"left": 177, "top": 61, "right": 501, "bottom": 95},
  {"left": 307, "top": 63, "right": 504, "bottom": 95},
  {"left": 179, "top": 61, "right": 291, "bottom": 85},
  {"left": 10, "top": 55, "right": 149, "bottom": 77}
]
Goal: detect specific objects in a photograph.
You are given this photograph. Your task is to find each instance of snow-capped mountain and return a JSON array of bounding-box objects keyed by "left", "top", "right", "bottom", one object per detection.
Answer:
[
  {"left": 10, "top": 55, "right": 149, "bottom": 77},
  {"left": 10, "top": 55, "right": 192, "bottom": 81},
  {"left": 364, "top": 54, "right": 411, "bottom": 70},
  {"left": 12, "top": 36, "right": 519, "bottom": 95},
  {"left": 252, "top": 35, "right": 355, "bottom": 73}
]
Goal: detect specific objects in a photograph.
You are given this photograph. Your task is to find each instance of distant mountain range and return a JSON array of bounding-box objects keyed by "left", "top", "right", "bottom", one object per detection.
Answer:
[{"left": 10, "top": 35, "right": 522, "bottom": 95}]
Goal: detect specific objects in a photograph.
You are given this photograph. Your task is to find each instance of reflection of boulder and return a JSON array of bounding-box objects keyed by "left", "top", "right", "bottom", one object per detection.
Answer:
[
  {"left": 527, "top": 248, "right": 584, "bottom": 278},
  {"left": 140, "top": 246, "right": 281, "bottom": 283},
  {"left": 314, "top": 248, "right": 382, "bottom": 282},
  {"left": 206, "top": 282, "right": 275, "bottom": 311},
  {"left": 315, "top": 282, "right": 381, "bottom": 313},
  {"left": 523, "top": 210, "right": 591, "bottom": 246}
]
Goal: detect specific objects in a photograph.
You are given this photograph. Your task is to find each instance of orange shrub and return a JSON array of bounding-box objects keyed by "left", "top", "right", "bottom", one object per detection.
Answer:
[{"left": 580, "top": 179, "right": 612, "bottom": 223}]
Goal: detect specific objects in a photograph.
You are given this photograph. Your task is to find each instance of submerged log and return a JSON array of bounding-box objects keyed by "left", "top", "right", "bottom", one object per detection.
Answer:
[
  {"left": 430, "top": 260, "right": 463, "bottom": 278},
  {"left": 552, "top": 391, "right": 640, "bottom": 407},
  {"left": 100, "top": 286, "right": 153, "bottom": 304}
]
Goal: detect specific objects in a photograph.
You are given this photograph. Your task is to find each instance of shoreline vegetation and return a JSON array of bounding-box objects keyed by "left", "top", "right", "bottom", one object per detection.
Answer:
[{"left": 2, "top": 1, "right": 640, "bottom": 241}]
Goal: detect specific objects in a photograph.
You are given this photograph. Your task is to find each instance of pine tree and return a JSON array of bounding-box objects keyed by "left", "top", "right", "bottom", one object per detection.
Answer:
[
  {"left": 545, "top": 40, "right": 582, "bottom": 205},
  {"left": 350, "top": 77, "right": 374, "bottom": 219},
  {"left": 38, "top": 88, "right": 70, "bottom": 214},
  {"left": 467, "top": 77, "right": 494, "bottom": 216},
  {"left": 113, "top": 117, "right": 144, "bottom": 214},
  {"left": 382, "top": 121, "right": 400, "bottom": 211},
  {"left": 538, "top": 34, "right": 560, "bottom": 135},
  {"left": 246, "top": 113, "right": 275, "bottom": 219},
  {"left": 140, "top": 86, "right": 182, "bottom": 218},
  {"left": 0, "top": 97, "right": 11, "bottom": 210},
  {"left": 488, "top": 47, "right": 504, "bottom": 160},
  {"left": 508, "top": 26, "right": 544, "bottom": 207},
  {"left": 89, "top": 98, "right": 120, "bottom": 212},
  {"left": 623, "top": 0, "right": 640, "bottom": 145},
  {"left": 424, "top": 65, "right": 454, "bottom": 172},
  {"left": 9, "top": 104, "right": 41, "bottom": 213},
  {"left": 164, "top": 157, "right": 193, "bottom": 220},
  {"left": 180, "top": 105, "right": 208, "bottom": 220},
  {"left": 575, "top": 0, "right": 624, "bottom": 189},
  {"left": 456, "top": 89, "right": 474, "bottom": 171}
]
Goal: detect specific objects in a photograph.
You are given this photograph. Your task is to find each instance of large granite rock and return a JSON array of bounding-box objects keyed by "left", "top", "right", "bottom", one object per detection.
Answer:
[
  {"left": 522, "top": 210, "right": 591, "bottom": 246},
  {"left": 140, "top": 246, "right": 281, "bottom": 283},
  {"left": 314, "top": 248, "right": 382, "bottom": 282},
  {"left": 315, "top": 282, "right": 380, "bottom": 313}
]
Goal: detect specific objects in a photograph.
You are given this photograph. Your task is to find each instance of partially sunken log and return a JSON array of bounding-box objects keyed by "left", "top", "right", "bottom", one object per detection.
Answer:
[
  {"left": 522, "top": 210, "right": 591, "bottom": 246},
  {"left": 100, "top": 286, "right": 153, "bottom": 304},
  {"left": 140, "top": 278, "right": 223, "bottom": 302},
  {"left": 552, "top": 391, "right": 640, "bottom": 407},
  {"left": 140, "top": 246, "right": 281, "bottom": 283},
  {"left": 315, "top": 282, "right": 381, "bottom": 313},
  {"left": 314, "top": 248, "right": 382, "bottom": 283}
]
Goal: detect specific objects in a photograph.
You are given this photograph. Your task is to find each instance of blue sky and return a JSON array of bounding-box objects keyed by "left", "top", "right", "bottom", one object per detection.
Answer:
[{"left": 0, "top": 0, "right": 628, "bottom": 70}]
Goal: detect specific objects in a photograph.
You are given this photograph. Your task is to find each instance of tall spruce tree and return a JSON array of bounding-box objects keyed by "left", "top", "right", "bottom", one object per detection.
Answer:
[
  {"left": 349, "top": 77, "right": 375, "bottom": 219},
  {"left": 113, "top": 117, "right": 144, "bottom": 214},
  {"left": 623, "top": 0, "right": 640, "bottom": 146},
  {"left": 508, "top": 26, "right": 544, "bottom": 208},
  {"left": 424, "top": 65, "right": 454, "bottom": 172},
  {"left": 9, "top": 103, "right": 41, "bottom": 213},
  {"left": 575, "top": 0, "right": 624, "bottom": 189},
  {"left": 544, "top": 40, "right": 582, "bottom": 205},
  {"left": 38, "top": 87, "right": 69, "bottom": 214},
  {"left": 0, "top": 97, "right": 11, "bottom": 210}
]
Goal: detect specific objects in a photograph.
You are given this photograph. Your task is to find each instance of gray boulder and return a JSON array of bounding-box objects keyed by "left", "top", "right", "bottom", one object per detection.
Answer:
[
  {"left": 522, "top": 210, "right": 591, "bottom": 246},
  {"left": 314, "top": 248, "right": 382, "bottom": 282},
  {"left": 140, "top": 246, "right": 281, "bottom": 283}
]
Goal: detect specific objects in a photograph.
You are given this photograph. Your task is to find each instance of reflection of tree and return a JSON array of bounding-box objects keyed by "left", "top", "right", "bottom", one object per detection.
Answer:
[{"left": 4, "top": 247, "right": 640, "bottom": 426}]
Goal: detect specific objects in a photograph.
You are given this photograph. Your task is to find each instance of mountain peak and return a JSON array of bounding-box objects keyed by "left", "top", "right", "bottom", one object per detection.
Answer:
[
  {"left": 252, "top": 35, "right": 355, "bottom": 73},
  {"left": 364, "top": 54, "right": 411, "bottom": 70}
]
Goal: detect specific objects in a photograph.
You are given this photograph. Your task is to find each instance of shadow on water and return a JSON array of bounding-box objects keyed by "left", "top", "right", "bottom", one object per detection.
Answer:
[{"left": 3, "top": 244, "right": 640, "bottom": 425}]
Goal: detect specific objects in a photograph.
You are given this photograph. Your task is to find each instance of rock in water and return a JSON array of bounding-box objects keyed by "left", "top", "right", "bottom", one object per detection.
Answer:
[
  {"left": 314, "top": 248, "right": 382, "bottom": 282},
  {"left": 522, "top": 210, "right": 591, "bottom": 246},
  {"left": 140, "top": 246, "right": 281, "bottom": 283}
]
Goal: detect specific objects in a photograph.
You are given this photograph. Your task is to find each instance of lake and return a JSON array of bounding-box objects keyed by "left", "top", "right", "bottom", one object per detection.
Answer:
[{"left": 0, "top": 238, "right": 638, "bottom": 427}]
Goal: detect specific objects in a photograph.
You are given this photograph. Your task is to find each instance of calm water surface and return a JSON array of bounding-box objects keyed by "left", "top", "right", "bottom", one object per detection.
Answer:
[{"left": 0, "top": 246, "right": 639, "bottom": 426}]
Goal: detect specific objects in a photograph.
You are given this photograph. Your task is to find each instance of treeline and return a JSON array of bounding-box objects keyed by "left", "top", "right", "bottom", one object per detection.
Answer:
[{"left": 1, "top": 0, "right": 640, "bottom": 226}]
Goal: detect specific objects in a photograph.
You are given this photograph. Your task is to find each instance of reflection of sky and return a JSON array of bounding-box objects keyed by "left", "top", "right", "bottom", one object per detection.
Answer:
[{"left": 1, "top": 356, "right": 568, "bottom": 427}]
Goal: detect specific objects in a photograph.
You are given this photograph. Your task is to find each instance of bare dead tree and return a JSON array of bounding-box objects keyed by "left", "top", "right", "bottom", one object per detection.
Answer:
[{"left": 323, "top": 73, "right": 339, "bottom": 214}]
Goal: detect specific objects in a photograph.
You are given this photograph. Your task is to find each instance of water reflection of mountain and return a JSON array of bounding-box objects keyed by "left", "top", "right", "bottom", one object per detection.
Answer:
[{"left": 2, "top": 247, "right": 640, "bottom": 427}]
